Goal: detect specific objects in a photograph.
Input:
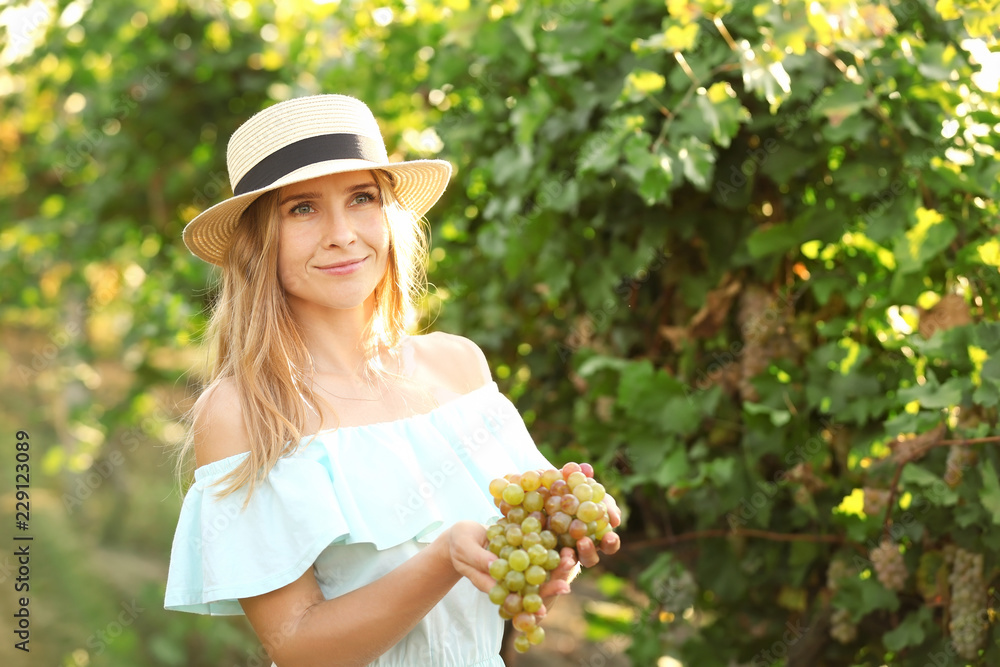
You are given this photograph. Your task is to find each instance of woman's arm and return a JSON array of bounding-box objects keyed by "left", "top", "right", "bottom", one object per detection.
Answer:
[{"left": 240, "top": 520, "right": 494, "bottom": 667}]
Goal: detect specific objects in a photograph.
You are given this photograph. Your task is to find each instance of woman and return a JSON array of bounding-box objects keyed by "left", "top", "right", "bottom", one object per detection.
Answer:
[{"left": 164, "top": 94, "right": 621, "bottom": 667}]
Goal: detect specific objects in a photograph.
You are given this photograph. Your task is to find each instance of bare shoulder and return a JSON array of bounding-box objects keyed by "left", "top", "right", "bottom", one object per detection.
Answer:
[
  {"left": 409, "top": 331, "right": 493, "bottom": 394},
  {"left": 191, "top": 377, "right": 252, "bottom": 469}
]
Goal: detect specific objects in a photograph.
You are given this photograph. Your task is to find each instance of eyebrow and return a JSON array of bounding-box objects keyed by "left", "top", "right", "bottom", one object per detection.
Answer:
[{"left": 279, "top": 181, "right": 378, "bottom": 207}]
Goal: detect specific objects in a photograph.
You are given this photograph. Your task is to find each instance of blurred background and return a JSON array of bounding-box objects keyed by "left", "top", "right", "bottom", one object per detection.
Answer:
[{"left": 2, "top": 0, "right": 1000, "bottom": 665}]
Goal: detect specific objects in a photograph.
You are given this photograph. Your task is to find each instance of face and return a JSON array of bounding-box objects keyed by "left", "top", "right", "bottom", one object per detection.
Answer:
[{"left": 276, "top": 170, "right": 390, "bottom": 316}]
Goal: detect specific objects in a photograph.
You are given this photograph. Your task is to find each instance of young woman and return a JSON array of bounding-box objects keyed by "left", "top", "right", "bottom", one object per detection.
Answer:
[{"left": 164, "top": 94, "right": 621, "bottom": 667}]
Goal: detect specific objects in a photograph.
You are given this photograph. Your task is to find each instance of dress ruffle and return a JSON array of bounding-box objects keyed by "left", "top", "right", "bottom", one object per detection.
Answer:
[{"left": 164, "top": 382, "right": 552, "bottom": 616}]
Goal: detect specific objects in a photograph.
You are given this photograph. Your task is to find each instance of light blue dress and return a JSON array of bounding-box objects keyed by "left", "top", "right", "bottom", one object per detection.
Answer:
[{"left": 164, "top": 381, "right": 553, "bottom": 666}]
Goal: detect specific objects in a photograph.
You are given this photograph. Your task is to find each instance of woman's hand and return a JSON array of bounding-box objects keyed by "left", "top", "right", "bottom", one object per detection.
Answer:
[
  {"left": 540, "top": 492, "right": 623, "bottom": 612},
  {"left": 440, "top": 520, "right": 496, "bottom": 594}
]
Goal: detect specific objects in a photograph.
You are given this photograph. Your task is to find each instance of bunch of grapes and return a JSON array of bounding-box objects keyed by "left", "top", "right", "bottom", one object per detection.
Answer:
[
  {"left": 830, "top": 608, "right": 858, "bottom": 644},
  {"left": 485, "top": 462, "right": 615, "bottom": 653},
  {"left": 862, "top": 487, "right": 890, "bottom": 518},
  {"left": 943, "top": 446, "right": 977, "bottom": 488},
  {"left": 870, "top": 538, "right": 908, "bottom": 591},
  {"left": 826, "top": 558, "right": 858, "bottom": 644},
  {"left": 949, "top": 548, "right": 986, "bottom": 659}
]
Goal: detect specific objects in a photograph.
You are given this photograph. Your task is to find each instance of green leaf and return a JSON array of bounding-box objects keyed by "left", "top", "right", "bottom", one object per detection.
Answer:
[
  {"left": 883, "top": 607, "right": 932, "bottom": 651},
  {"left": 811, "top": 81, "right": 875, "bottom": 125},
  {"left": 656, "top": 446, "right": 691, "bottom": 487},
  {"left": 746, "top": 222, "right": 797, "bottom": 258},
  {"left": 896, "top": 375, "right": 963, "bottom": 409},
  {"left": 676, "top": 137, "right": 715, "bottom": 191},
  {"left": 695, "top": 82, "right": 748, "bottom": 148},
  {"left": 979, "top": 459, "right": 1000, "bottom": 525},
  {"left": 895, "top": 207, "right": 957, "bottom": 274},
  {"left": 834, "top": 575, "right": 901, "bottom": 622}
]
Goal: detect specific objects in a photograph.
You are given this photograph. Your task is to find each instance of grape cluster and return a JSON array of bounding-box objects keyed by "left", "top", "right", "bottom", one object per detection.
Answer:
[
  {"left": 830, "top": 608, "right": 857, "bottom": 644},
  {"left": 871, "top": 538, "right": 908, "bottom": 591},
  {"left": 948, "top": 548, "right": 986, "bottom": 659},
  {"left": 486, "top": 462, "right": 614, "bottom": 653},
  {"left": 826, "top": 558, "right": 857, "bottom": 644},
  {"left": 943, "top": 446, "right": 977, "bottom": 488},
  {"left": 862, "top": 487, "right": 890, "bottom": 518}
]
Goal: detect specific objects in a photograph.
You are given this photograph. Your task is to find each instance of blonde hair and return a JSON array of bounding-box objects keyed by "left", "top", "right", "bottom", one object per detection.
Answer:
[{"left": 176, "top": 170, "right": 428, "bottom": 501}]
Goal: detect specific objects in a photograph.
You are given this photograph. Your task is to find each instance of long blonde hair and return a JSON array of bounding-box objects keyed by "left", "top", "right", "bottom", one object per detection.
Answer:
[{"left": 177, "top": 169, "right": 428, "bottom": 500}]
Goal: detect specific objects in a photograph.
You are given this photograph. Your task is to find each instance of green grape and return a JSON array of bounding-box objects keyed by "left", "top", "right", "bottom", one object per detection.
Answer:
[
  {"left": 521, "top": 532, "right": 542, "bottom": 550},
  {"left": 499, "top": 545, "right": 514, "bottom": 560},
  {"left": 521, "top": 516, "right": 542, "bottom": 534},
  {"left": 488, "top": 536, "right": 506, "bottom": 555},
  {"left": 525, "top": 565, "right": 547, "bottom": 586},
  {"left": 506, "top": 507, "right": 527, "bottom": 524},
  {"left": 544, "top": 549, "right": 561, "bottom": 571},
  {"left": 590, "top": 482, "right": 606, "bottom": 503},
  {"left": 523, "top": 584, "right": 540, "bottom": 597},
  {"left": 513, "top": 634, "right": 531, "bottom": 653},
  {"left": 486, "top": 524, "right": 504, "bottom": 541},
  {"left": 573, "top": 483, "right": 593, "bottom": 502},
  {"left": 566, "top": 471, "right": 587, "bottom": 490},
  {"left": 505, "top": 524, "right": 524, "bottom": 547},
  {"left": 522, "top": 593, "right": 543, "bottom": 613},
  {"left": 559, "top": 533, "right": 576, "bottom": 549},
  {"left": 489, "top": 478, "right": 508, "bottom": 499},
  {"left": 528, "top": 543, "right": 548, "bottom": 566},
  {"left": 502, "top": 593, "right": 523, "bottom": 615},
  {"left": 527, "top": 625, "right": 545, "bottom": 645},
  {"left": 489, "top": 584, "right": 508, "bottom": 605},
  {"left": 576, "top": 500, "right": 601, "bottom": 523},
  {"left": 539, "top": 530, "right": 557, "bottom": 550},
  {"left": 548, "top": 511, "right": 571, "bottom": 534},
  {"left": 520, "top": 470, "right": 541, "bottom": 492},
  {"left": 523, "top": 491, "right": 544, "bottom": 512},
  {"left": 502, "top": 483, "right": 525, "bottom": 505},
  {"left": 498, "top": 607, "right": 514, "bottom": 621},
  {"left": 508, "top": 549, "right": 530, "bottom": 572},
  {"left": 540, "top": 469, "right": 560, "bottom": 488},
  {"left": 512, "top": 612, "right": 537, "bottom": 632},
  {"left": 504, "top": 570, "right": 526, "bottom": 592},
  {"left": 489, "top": 558, "right": 510, "bottom": 581}
]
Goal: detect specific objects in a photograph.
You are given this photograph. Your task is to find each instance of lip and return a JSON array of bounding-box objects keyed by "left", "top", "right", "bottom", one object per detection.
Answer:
[{"left": 316, "top": 257, "right": 367, "bottom": 275}]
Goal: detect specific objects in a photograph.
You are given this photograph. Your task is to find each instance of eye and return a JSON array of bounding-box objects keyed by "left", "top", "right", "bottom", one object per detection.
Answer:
[
  {"left": 352, "top": 191, "right": 379, "bottom": 206},
  {"left": 289, "top": 202, "right": 315, "bottom": 216}
]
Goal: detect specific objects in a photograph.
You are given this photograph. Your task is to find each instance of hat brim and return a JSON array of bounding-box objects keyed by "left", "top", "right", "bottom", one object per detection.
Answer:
[{"left": 182, "top": 158, "right": 452, "bottom": 266}]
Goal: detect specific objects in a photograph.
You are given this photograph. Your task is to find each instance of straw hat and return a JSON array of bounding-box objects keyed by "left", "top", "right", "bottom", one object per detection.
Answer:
[{"left": 182, "top": 94, "right": 452, "bottom": 265}]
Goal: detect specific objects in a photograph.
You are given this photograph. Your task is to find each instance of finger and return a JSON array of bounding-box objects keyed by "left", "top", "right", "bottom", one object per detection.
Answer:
[
  {"left": 603, "top": 495, "right": 622, "bottom": 528},
  {"left": 576, "top": 536, "right": 599, "bottom": 568},
  {"left": 599, "top": 531, "right": 621, "bottom": 555},
  {"left": 538, "top": 578, "right": 571, "bottom": 598},
  {"left": 472, "top": 572, "right": 497, "bottom": 594},
  {"left": 555, "top": 547, "right": 578, "bottom": 574},
  {"left": 465, "top": 551, "right": 499, "bottom": 594}
]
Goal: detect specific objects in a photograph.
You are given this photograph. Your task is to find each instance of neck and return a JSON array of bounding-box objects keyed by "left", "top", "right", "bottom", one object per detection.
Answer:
[{"left": 288, "top": 293, "right": 382, "bottom": 378}]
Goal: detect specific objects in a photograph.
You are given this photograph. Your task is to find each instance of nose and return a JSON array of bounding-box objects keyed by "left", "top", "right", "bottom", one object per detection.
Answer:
[{"left": 318, "top": 209, "right": 357, "bottom": 248}]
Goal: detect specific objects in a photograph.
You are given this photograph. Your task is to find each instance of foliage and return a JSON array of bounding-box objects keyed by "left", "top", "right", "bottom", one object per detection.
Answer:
[{"left": 2, "top": 0, "right": 999, "bottom": 665}]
